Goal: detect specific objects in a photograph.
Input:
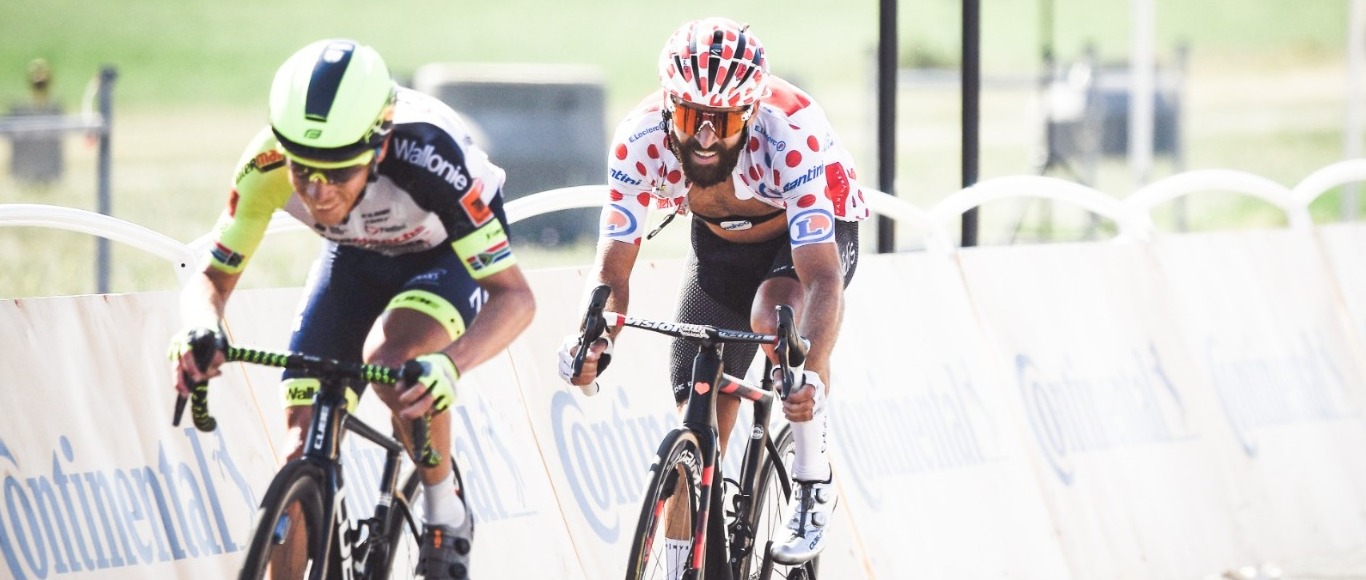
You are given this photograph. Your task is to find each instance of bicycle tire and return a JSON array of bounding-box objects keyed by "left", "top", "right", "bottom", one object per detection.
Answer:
[
  {"left": 738, "top": 425, "right": 819, "bottom": 580},
  {"left": 360, "top": 467, "right": 424, "bottom": 578},
  {"left": 625, "top": 429, "right": 705, "bottom": 580},
  {"left": 239, "top": 460, "right": 333, "bottom": 580}
]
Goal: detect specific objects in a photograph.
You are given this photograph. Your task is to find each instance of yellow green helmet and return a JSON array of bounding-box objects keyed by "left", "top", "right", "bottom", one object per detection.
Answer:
[{"left": 269, "top": 39, "right": 396, "bottom": 168}]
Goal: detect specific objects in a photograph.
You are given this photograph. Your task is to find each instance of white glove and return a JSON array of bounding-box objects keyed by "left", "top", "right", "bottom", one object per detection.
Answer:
[
  {"left": 557, "top": 334, "right": 613, "bottom": 396},
  {"left": 772, "top": 367, "right": 825, "bottom": 412}
]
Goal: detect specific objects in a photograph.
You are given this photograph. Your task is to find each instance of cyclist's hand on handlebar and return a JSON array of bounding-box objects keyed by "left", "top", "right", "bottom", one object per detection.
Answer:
[
  {"left": 168, "top": 327, "right": 225, "bottom": 395},
  {"left": 777, "top": 369, "right": 827, "bottom": 423},
  {"left": 398, "top": 353, "right": 460, "bottom": 419},
  {"left": 556, "top": 334, "right": 613, "bottom": 396}
]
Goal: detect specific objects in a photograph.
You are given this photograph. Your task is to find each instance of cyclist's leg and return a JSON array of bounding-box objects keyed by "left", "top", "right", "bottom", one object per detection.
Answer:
[
  {"left": 666, "top": 222, "right": 783, "bottom": 580},
  {"left": 273, "top": 242, "right": 395, "bottom": 578},
  {"left": 360, "top": 245, "right": 482, "bottom": 578},
  {"left": 758, "top": 220, "right": 859, "bottom": 566}
]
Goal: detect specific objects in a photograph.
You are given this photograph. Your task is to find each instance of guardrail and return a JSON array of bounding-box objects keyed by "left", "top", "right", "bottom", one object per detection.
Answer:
[{"left": 4, "top": 159, "right": 1366, "bottom": 293}]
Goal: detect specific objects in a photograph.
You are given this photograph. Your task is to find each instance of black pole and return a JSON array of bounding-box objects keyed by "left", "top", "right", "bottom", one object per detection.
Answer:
[
  {"left": 961, "top": 0, "right": 980, "bottom": 247},
  {"left": 877, "top": 0, "right": 898, "bottom": 253},
  {"left": 96, "top": 66, "right": 117, "bottom": 294}
]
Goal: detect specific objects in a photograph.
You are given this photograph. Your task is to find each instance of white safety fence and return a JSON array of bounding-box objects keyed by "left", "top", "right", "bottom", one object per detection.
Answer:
[{"left": 4, "top": 161, "right": 1366, "bottom": 579}]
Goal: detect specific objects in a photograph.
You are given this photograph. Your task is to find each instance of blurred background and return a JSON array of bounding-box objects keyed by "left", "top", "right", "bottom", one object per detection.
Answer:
[{"left": 0, "top": 0, "right": 1356, "bottom": 297}]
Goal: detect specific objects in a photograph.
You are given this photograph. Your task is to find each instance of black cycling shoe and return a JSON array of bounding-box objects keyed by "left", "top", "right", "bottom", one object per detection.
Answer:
[{"left": 416, "top": 506, "right": 475, "bottom": 579}]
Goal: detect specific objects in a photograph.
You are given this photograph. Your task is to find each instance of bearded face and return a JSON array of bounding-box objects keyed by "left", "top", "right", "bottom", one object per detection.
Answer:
[{"left": 673, "top": 130, "right": 744, "bottom": 188}]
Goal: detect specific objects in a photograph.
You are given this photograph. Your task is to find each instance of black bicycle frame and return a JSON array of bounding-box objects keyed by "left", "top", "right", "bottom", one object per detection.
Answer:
[{"left": 303, "top": 377, "right": 412, "bottom": 570}]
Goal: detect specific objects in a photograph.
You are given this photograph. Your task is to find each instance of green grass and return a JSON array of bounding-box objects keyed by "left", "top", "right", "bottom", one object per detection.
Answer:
[{"left": 0, "top": 0, "right": 1358, "bottom": 297}]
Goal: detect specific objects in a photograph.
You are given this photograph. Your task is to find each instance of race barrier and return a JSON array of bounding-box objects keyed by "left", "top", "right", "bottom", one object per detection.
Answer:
[{"left": 5, "top": 161, "right": 1366, "bottom": 578}]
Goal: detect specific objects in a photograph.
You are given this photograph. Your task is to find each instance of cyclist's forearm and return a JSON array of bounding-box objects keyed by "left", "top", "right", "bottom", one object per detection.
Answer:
[
  {"left": 179, "top": 266, "right": 239, "bottom": 329},
  {"left": 798, "top": 276, "right": 843, "bottom": 381},
  {"left": 593, "top": 239, "right": 638, "bottom": 339},
  {"left": 442, "top": 268, "right": 535, "bottom": 374}
]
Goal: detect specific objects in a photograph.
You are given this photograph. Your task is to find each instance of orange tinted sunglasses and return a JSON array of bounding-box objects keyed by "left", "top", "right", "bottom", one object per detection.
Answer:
[{"left": 669, "top": 99, "right": 753, "bottom": 139}]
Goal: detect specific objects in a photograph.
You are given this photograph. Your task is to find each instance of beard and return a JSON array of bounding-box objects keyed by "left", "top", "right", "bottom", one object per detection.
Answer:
[{"left": 675, "top": 132, "right": 743, "bottom": 188}]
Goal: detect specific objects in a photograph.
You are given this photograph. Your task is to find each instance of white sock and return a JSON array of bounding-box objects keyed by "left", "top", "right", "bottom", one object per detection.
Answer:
[
  {"left": 424, "top": 470, "right": 467, "bottom": 528},
  {"left": 664, "top": 537, "right": 691, "bottom": 580},
  {"left": 791, "top": 371, "right": 831, "bottom": 482}
]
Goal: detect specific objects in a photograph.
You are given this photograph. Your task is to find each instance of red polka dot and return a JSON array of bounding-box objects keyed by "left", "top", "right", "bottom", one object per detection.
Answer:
[
  {"left": 748, "top": 136, "right": 760, "bottom": 151},
  {"left": 636, "top": 192, "right": 652, "bottom": 206},
  {"left": 609, "top": 189, "right": 624, "bottom": 201},
  {"left": 798, "top": 194, "right": 817, "bottom": 208},
  {"left": 647, "top": 144, "right": 660, "bottom": 159},
  {"left": 667, "top": 170, "right": 683, "bottom": 184},
  {"left": 749, "top": 167, "right": 761, "bottom": 181},
  {"left": 635, "top": 162, "right": 648, "bottom": 176},
  {"left": 807, "top": 136, "right": 820, "bottom": 151},
  {"left": 615, "top": 144, "right": 628, "bottom": 160},
  {"left": 785, "top": 150, "right": 803, "bottom": 167}
]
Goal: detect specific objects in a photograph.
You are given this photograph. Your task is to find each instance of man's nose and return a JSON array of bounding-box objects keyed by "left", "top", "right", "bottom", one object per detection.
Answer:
[
  {"left": 695, "top": 122, "right": 720, "bottom": 148},
  {"left": 301, "top": 179, "right": 337, "bottom": 201}
]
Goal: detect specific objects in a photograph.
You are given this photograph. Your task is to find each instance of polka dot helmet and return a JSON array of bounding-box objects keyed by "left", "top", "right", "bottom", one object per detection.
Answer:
[{"left": 658, "top": 17, "right": 770, "bottom": 108}]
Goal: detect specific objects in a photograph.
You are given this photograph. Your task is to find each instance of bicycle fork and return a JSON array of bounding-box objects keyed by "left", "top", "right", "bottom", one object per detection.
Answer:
[{"left": 679, "top": 344, "right": 733, "bottom": 579}]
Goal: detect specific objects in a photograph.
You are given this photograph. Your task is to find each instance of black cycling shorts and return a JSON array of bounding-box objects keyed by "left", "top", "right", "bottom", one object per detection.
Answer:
[
  {"left": 281, "top": 236, "right": 487, "bottom": 401},
  {"left": 667, "top": 217, "right": 859, "bottom": 403}
]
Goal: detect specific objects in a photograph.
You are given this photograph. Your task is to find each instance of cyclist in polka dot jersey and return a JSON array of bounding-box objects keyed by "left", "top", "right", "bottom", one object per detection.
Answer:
[{"left": 559, "top": 16, "right": 866, "bottom": 574}]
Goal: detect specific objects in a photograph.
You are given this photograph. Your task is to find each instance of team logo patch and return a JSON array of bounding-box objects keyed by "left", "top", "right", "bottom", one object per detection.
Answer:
[
  {"left": 460, "top": 179, "right": 494, "bottom": 226},
  {"left": 825, "top": 162, "right": 851, "bottom": 209},
  {"left": 211, "top": 242, "right": 244, "bottom": 268},
  {"left": 602, "top": 204, "right": 638, "bottom": 236},
  {"left": 789, "top": 209, "right": 834, "bottom": 246},
  {"left": 465, "top": 239, "right": 512, "bottom": 271}
]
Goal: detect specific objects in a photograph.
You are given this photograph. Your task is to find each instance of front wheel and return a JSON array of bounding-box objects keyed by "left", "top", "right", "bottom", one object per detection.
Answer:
[
  {"left": 624, "top": 430, "right": 705, "bottom": 580},
  {"left": 737, "top": 425, "right": 819, "bottom": 580},
  {"left": 239, "top": 460, "right": 332, "bottom": 580}
]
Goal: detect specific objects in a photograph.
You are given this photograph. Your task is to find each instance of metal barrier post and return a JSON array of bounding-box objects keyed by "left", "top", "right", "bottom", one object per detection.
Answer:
[{"left": 96, "top": 66, "right": 117, "bottom": 293}]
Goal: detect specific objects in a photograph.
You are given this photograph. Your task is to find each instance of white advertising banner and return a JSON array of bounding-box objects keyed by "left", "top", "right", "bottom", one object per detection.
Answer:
[
  {"left": 508, "top": 264, "right": 684, "bottom": 580},
  {"left": 12, "top": 226, "right": 1366, "bottom": 578},
  {"left": 1151, "top": 230, "right": 1366, "bottom": 564},
  {"left": 958, "top": 241, "right": 1252, "bottom": 579},
  {"left": 1317, "top": 222, "right": 1366, "bottom": 351},
  {"left": 0, "top": 292, "right": 279, "bottom": 580},
  {"left": 830, "top": 252, "right": 1071, "bottom": 579}
]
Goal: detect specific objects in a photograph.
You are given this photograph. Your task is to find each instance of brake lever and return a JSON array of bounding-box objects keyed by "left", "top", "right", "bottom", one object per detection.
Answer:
[{"left": 571, "top": 284, "right": 612, "bottom": 377}]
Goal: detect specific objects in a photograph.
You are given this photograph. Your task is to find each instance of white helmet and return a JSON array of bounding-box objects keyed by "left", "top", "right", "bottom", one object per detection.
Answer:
[{"left": 658, "top": 17, "right": 770, "bottom": 108}]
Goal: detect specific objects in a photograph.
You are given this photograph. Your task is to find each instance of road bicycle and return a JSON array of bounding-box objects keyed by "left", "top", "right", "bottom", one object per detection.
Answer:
[
  {"left": 173, "top": 330, "right": 454, "bottom": 579},
  {"left": 571, "top": 284, "right": 820, "bottom": 580}
]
